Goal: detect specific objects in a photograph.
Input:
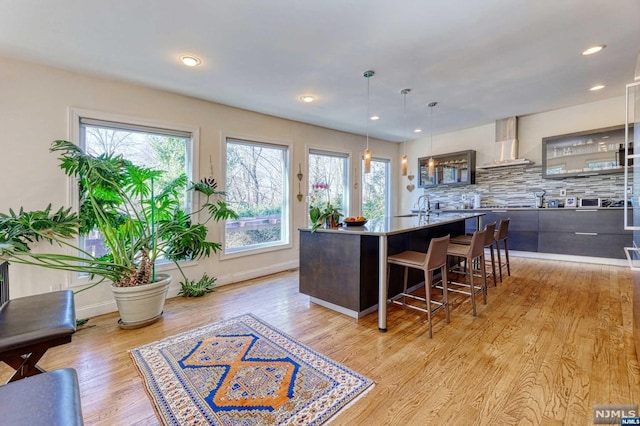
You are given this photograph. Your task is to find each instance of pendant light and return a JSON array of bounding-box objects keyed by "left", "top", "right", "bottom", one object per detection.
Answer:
[
  {"left": 400, "top": 88, "right": 410, "bottom": 176},
  {"left": 363, "top": 70, "right": 374, "bottom": 174},
  {"left": 428, "top": 102, "right": 437, "bottom": 177}
]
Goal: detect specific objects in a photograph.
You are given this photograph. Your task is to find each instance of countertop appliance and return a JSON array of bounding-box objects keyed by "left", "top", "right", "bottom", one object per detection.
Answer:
[
  {"left": 579, "top": 198, "right": 601, "bottom": 207},
  {"left": 534, "top": 190, "right": 546, "bottom": 208}
]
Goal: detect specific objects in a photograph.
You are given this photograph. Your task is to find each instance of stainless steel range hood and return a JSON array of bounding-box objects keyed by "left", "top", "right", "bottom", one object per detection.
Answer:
[{"left": 477, "top": 116, "right": 534, "bottom": 169}]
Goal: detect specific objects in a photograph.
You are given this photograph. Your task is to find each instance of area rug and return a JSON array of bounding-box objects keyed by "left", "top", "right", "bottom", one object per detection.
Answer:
[{"left": 130, "top": 313, "right": 374, "bottom": 425}]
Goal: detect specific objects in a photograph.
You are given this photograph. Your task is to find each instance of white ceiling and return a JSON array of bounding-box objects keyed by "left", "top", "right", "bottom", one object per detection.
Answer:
[{"left": 1, "top": 0, "right": 639, "bottom": 142}]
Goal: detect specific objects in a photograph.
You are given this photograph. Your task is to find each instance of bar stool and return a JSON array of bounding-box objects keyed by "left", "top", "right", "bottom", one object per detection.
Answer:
[
  {"left": 386, "top": 235, "right": 450, "bottom": 338},
  {"left": 494, "top": 218, "right": 511, "bottom": 282},
  {"left": 444, "top": 229, "right": 488, "bottom": 316},
  {"left": 449, "top": 222, "right": 497, "bottom": 287}
]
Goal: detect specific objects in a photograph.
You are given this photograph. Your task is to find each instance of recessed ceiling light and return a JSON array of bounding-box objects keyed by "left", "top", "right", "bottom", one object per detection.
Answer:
[
  {"left": 299, "top": 95, "right": 315, "bottom": 103},
  {"left": 582, "top": 45, "right": 606, "bottom": 56},
  {"left": 414, "top": 129, "right": 422, "bottom": 133},
  {"left": 180, "top": 55, "right": 201, "bottom": 67},
  {"left": 370, "top": 115, "right": 380, "bottom": 120},
  {"left": 589, "top": 84, "right": 606, "bottom": 91}
]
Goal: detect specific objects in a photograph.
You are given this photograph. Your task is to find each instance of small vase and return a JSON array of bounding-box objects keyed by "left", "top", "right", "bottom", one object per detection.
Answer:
[{"left": 325, "top": 216, "right": 339, "bottom": 228}]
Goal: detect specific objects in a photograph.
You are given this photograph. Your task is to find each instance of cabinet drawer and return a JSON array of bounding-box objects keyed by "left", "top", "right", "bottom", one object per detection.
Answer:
[
  {"left": 539, "top": 209, "right": 626, "bottom": 234},
  {"left": 538, "top": 232, "right": 631, "bottom": 259},
  {"left": 507, "top": 231, "right": 539, "bottom": 252}
]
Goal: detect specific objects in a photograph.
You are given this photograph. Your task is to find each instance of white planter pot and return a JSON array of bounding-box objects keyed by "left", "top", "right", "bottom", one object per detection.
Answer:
[{"left": 111, "top": 273, "right": 172, "bottom": 329}]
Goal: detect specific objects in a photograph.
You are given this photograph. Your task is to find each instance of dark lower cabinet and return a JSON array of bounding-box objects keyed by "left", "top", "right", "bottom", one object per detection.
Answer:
[
  {"left": 299, "top": 231, "right": 379, "bottom": 312},
  {"left": 538, "top": 232, "right": 630, "bottom": 258},
  {"left": 461, "top": 208, "right": 630, "bottom": 259},
  {"left": 477, "top": 210, "right": 539, "bottom": 252},
  {"left": 537, "top": 209, "right": 631, "bottom": 259}
]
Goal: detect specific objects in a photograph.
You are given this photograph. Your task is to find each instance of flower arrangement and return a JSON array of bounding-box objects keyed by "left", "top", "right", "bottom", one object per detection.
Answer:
[{"left": 308, "top": 182, "right": 343, "bottom": 232}]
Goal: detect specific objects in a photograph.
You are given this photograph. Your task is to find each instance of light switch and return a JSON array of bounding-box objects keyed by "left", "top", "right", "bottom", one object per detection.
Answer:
[{"left": 559, "top": 189, "right": 566, "bottom": 196}]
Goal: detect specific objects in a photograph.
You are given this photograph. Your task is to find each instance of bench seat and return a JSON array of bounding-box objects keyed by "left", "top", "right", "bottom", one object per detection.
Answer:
[
  {"left": 0, "top": 290, "right": 76, "bottom": 382},
  {"left": 0, "top": 368, "right": 83, "bottom": 425}
]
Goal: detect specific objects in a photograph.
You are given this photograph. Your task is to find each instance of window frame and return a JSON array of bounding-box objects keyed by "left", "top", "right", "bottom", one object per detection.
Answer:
[
  {"left": 361, "top": 156, "right": 391, "bottom": 219},
  {"left": 67, "top": 107, "right": 200, "bottom": 287},
  {"left": 307, "top": 147, "right": 351, "bottom": 220},
  {"left": 220, "top": 133, "right": 293, "bottom": 259}
]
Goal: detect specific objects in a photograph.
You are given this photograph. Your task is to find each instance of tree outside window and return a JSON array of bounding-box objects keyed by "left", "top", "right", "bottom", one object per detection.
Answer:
[
  {"left": 224, "top": 139, "right": 289, "bottom": 253},
  {"left": 362, "top": 158, "right": 389, "bottom": 219},
  {"left": 308, "top": 150, "right": 349, "bottom": 220}
]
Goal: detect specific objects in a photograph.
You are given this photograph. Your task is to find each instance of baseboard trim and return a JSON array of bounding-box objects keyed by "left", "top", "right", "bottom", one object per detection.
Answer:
[
  {"left": 509, "top": 250, "right": 627, "bottom": 267},
  {"left": 76, "top": 259, "right": 300, "bottom": 320}
]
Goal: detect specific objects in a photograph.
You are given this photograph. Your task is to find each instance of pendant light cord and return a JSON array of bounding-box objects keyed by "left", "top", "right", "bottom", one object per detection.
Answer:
[
  {"left": 403, "top": 89, "right": 409, "bottom": 144},
  {"left": 428, "top": 102, "right": 437, "bottom": 178},
  {"left": 363, "top": 71, "right": 375, "bottom": 149},
  {"left": 366, "top": 73, "right": 371, "bottom": 150},
  {"left": 428, "top": 101, "right": 437, "bottom": 157}
]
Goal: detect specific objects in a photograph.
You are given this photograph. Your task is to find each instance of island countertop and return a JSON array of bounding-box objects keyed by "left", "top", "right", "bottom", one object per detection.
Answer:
[{"left": 300, "top": 211, "right": 485, "bottom": 236}]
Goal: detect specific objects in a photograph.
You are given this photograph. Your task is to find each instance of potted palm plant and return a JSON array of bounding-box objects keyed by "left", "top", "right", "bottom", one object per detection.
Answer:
[{"left": 0, "top": 140, "right": 237, "bottom": 328}]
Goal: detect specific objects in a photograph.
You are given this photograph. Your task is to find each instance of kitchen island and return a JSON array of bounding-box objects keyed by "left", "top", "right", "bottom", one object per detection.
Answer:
[{"left": 299, "top": 212, "right": 484, "bottom": 331}]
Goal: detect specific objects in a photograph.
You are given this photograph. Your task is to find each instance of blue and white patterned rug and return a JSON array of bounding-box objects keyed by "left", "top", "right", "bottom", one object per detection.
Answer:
[{"left": 130, "top": 313, "right": 374, "bottom": 425}]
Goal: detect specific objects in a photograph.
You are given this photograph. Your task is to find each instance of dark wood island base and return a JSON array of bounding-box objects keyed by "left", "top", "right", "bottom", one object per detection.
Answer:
[{"left": 299, "top": 212, "right": 483, "bottom": 329}]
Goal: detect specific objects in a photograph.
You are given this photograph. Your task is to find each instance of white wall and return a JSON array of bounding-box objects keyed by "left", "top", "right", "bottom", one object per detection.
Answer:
[
  {"left": 398, "top": 96, "right": 627, "bottom": 211},
  {"left": 1, "top": 55, "right": 627, "bottom": 318},
  {"left": 0, "top": 56, "right": 398, "bottom": 318}
]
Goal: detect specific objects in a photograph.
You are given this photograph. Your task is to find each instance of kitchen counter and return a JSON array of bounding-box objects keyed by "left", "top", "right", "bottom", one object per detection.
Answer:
[
  {"left": 299, "top": 211, "right": 484, "bottom": 331},
  {"left": 305, "top": 211, "right": 484, "bottom": 236}
]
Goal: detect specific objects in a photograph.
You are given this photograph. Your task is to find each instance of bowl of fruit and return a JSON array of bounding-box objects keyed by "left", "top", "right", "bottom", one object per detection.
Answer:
[{"left": 344, "top": 216, "right": 368, "bottom": 227}]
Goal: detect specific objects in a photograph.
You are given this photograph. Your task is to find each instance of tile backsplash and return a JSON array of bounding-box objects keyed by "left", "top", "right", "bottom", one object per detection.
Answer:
[{"left": 421, "top": 166, "right": 630, "bottom": 209}]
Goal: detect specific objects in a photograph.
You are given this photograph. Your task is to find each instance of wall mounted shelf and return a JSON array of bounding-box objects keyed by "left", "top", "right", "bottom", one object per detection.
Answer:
[{"left": 418, "top": 150, "right": 476, "bottom": 188}]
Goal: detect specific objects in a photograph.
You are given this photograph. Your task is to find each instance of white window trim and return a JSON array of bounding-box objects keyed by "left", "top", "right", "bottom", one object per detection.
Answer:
[
  {"left": 306, "top": 144, "right": 352, "bottom": 218},
  {"left": 65, "top": 107, "right": 200, "bottom": 288},
  {"left": 219, "top": 132, "right": 293, "bottom": 260}
]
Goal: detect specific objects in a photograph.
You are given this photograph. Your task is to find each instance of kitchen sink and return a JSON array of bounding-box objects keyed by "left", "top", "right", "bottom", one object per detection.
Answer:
[{"left": 394, "top": 214, "right": 418, "bottom": 217}]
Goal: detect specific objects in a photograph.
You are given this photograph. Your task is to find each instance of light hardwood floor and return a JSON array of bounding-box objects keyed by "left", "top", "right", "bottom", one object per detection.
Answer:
[{"left": 4, "top": 257, "right": 639, "bottom": 425}]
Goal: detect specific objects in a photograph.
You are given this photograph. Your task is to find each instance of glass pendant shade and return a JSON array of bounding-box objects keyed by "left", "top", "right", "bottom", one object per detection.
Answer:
[
  {"left": 401, "top": 154, "right": 408, "bottom": 176},
  {"left": 364, "top": 148, "right": 372, "bottom": 174},
  {"left": 428, "top": 101, "right": 437, "bottom": 179}
]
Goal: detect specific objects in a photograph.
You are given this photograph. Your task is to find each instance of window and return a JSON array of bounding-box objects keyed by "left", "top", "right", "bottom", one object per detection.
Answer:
[
  {"left": 77, "top": 114, "right": 194, "bottom": 260},
  {"left": 362, "top": 158, "right": 390, "bottom": 218},
  {"left": 224, "top": 138, "right": 290, "bottom": 254},
  {"left": 308, "top": 149, "right": 349, "bottom": 219}
]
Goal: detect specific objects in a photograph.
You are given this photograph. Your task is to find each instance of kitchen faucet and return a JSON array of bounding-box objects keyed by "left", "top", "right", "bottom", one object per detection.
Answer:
[{"left": 415, "top": 194, "right": 430, "bottom": 222}]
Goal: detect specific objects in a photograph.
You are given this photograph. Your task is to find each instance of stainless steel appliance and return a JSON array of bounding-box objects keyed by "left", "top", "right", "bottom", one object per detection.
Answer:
[
  {"left": 579, "top": 198, "right": 600, "bottom": 207},
  {"left": 534, "top": 191, "right": 546, "bottom": 208}
]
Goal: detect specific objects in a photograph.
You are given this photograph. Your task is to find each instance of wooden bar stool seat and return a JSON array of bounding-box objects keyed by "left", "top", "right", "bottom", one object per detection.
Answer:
[
  {"left": 387, "top": 234, "right": 450, "bottom": 338},
  {"left": 449, "top": 222, "right": 498, "bottom": 287},
  {"left": 443, "top": 229, "right": 488, "bottom": 316}
]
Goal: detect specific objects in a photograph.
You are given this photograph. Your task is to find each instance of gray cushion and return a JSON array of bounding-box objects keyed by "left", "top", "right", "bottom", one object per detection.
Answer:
[
  {"left": 0, "top": 368, "right": 83, "bottom": 425},
  {"left": 0, "top": 290, "right": 76, "bottom": 352}
]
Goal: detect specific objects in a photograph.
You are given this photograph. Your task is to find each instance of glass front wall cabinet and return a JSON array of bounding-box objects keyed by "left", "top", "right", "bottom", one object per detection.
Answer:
[
  {"left": 542, "top": 125, "right": 628, "bottom": 179},
  {"left": 418, "top": 150, "right": 476, "bottom": 188}
]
